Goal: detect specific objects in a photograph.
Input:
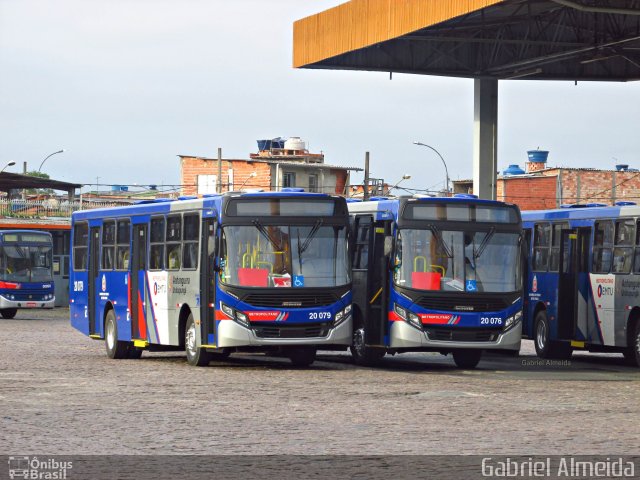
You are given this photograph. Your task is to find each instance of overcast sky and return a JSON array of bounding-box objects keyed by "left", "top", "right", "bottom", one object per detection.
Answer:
[{"left": 1, "top": 0, "right": 639, "bottom": 194}]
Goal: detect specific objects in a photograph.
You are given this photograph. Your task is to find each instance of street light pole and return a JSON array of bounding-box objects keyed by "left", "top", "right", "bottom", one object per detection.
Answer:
[
  {"left": 388, "top": 174, "right": 411, "bottom": 194},
  {"left": 413, "top": 141, "right": 450, "bottom": 195},
  {"left": 0, "top": 161, "right": 16, "bottom": 173},
  {"left": 38, "top": 149, "right": 65, "bottom": 172}
]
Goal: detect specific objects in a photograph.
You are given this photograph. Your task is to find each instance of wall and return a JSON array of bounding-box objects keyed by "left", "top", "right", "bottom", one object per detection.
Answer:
[
  {"left": 498, "top": 175, "right": 558, "bottom": 211},
  {"left": 559, "top": 169, "right": 640, "bottom": 205},
  {"left": 180, "top": 156, "right": 350, "bottom": 196}
]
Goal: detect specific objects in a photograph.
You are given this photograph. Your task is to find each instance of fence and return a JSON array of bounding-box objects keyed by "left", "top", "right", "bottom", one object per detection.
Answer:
[{"left": 0, "top": 199, "right": 132, "bottom": 219}]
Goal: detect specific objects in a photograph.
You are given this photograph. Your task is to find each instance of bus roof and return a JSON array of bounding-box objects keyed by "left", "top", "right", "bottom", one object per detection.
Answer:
[
  {"left": 521, "top": 204, "right": 640, "bottom": 223},
  {"left": 72, "top": 191, "right": 344, "bottom": 222}
]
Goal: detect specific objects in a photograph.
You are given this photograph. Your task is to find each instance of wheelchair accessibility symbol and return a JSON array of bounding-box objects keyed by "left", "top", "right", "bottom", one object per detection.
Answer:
[
  {"left": 293, "top": 275, "right": 305, "bottom": 287},
  {"left": 465, "top": 280, "right": 477, "bottom": 292}
]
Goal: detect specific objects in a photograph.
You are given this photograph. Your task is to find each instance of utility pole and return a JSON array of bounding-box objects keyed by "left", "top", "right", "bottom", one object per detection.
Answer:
[
  {"left": 363, "top": 151, "right": 370, "bottom": 201},
  {"left": 217, "top": 148, "right": 222, "bottom": 194}
]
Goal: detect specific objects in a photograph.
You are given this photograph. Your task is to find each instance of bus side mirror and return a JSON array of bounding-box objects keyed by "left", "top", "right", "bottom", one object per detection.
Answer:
[{"left": 384, "top": 236, "right": 393, "bottom": 256}]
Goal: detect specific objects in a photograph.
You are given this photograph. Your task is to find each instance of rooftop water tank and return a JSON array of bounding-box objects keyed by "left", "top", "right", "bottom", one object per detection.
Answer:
[
  {"left": 503, "top": 164, "right": 525, "bottom": 176},
  {"left": 284, "top": 137, "right": 306, "bottom": 151},
  {"left": 527, "top": 150, "right": 549, "bottom": 163}
]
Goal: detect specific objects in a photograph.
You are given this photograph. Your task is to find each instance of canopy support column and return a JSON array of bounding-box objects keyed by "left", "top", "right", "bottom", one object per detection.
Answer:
[{"left": 473, "top": 78, "right": 498, "bottom": 200}]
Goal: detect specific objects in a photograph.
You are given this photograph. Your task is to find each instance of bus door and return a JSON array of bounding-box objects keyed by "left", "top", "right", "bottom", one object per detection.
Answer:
[
  {"left": 557, "top": 229, "right": 579, "bottom": 339},
  {"left": 200, "top": 218, "right": 216, "bottom": 346},
  {"left": 575, "top": 227, "right": 592, "bottom": 340},
  {"left": 366, "top": 220, "right": 392, "bottom": 347},
  {"left": 131, "top": 224, "right": 148, "bottom": 341},
  {"left": 88, "top": 226, "right": 100, "bottom": 336}
]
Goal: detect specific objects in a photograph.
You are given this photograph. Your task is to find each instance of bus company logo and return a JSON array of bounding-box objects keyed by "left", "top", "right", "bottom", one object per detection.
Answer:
[
  {"left": 532, "top": 275, "right": 538, "bottom": 293},
  {"left": 101, "top": 274, "right": 106, "bottom": 292},
  {"left": 153, "top": 282, "right": 167, "bottom": 296},
  {"left": 597, "top": 284, "right": 614, "bottom": 298},
  {"left": 8, "top": 456, "right": 72, "bottom": 479}
]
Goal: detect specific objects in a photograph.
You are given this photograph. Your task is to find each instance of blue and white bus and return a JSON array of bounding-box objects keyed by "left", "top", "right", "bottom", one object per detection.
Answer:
[
  {"left": 348, "top": 195, "right": 523, "bottom": 368},
  {"left": 522, "top": 203, "right": 640, "bottom": 367},
  {"left": 0, "top": 230, "right": 55, "bottom": 319},
  {"left": 70, "top": 190, "right": 353, "bottom": 367}
]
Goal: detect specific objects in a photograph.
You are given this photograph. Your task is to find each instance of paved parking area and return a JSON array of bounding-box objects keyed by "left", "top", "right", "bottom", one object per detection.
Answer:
[{"left": 1, "top": 308, "right": 638, "bottom": 455}]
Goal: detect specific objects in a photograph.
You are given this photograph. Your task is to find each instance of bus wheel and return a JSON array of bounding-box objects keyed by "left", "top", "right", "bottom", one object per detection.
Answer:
[
  {"left": 185, "top": 313, "right": 211, "bottom": 367},
  {"left": 452, "top": 349, "right": 482, "bottom": 369},
  {"left": 288, "top": 347, "right": 316, "bottom": 367},
  {"left": 0, "top": 308, "right": 17, "bottom": 319},
  {"left": 350, "top": 327, "right": 385, "bottom": 366},
  {"left": 534, "top": 311, "right": 572, "bottom": 359},
  {"left": 105, "top": 310, "right": 129, "bottom": 359}
]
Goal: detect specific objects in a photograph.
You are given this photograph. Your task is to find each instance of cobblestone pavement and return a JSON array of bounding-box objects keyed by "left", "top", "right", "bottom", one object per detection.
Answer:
[{"left": 1, "top": 309, "right": 638, "bottom": 455}]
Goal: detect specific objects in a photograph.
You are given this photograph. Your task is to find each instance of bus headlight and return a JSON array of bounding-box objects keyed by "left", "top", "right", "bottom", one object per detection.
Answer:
[
  {"left": 394, "top": 303, "right": 422, "bottom": 329},
  {"left": 220, "top": 303, "right": 250, "bottom": 328},
  {"left": 235, "top": 311, "right": 249, "bottom": 328},
  {"left": 333, "top": 304, "right": 352, "bottom": 327},
  {"left": 504, "top": 311, "right": 522, "bottom": 331}
]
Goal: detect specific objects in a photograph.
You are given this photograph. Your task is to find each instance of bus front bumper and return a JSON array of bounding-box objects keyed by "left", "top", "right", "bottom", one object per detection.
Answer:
[
  {"left": 0, "top": 296, "right": 55, "bottom": 309},
  {"left": 389, "top": 320, "right": 522, "bottom": 351},
  {"left": 215, "top": 317, "right": 353, "bottom": 348},
  {"left": 0, "top": 295, "right": 56, "bottom": 309}
]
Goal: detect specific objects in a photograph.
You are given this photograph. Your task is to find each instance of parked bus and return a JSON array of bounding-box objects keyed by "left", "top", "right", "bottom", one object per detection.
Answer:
[
  {"left": 0, "top": 230, "right": 55, "bottom": 319},
  {"left": 522, "top": 203, "right": 640, "bottom": 367},
  {"left": 70, "top": 190, "right": 353, "bottom": 366},
  {"left": 347, "top": 195, "right": 523, "bottom": 368}
]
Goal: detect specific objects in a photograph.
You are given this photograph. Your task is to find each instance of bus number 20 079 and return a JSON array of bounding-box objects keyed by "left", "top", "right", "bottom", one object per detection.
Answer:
[{"left": 309, "top": 312, "right": 331, "bottom": 320}]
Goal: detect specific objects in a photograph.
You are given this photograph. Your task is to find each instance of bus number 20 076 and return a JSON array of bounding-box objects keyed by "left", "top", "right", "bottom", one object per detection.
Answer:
[
  {"left": 480, "top": 317, "right": 502, "bottom": 325},
  {"left": 309, "top": 312, "right": 331, "bottom": 320}
]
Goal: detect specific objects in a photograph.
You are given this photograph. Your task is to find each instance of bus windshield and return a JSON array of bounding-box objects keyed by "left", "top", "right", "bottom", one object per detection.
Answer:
[
  {"left": 220, "top": 224, "right": 350, "bottom": 288},
  {"left": 394, "top": 228, "right": 521, "bottom": 293},
  {"left": 0, "top": 244, "right": 53, "bottom": 282}
]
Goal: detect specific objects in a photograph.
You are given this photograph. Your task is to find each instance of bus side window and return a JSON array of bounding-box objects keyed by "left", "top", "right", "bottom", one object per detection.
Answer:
[
  {"left": 166, "top": 215, "right": 182, "bottom": 270},
  {"left": 182, "top": 214, "right": 199, "bottom": 269},
  {"left": 73, "top": 222, "right": 89, "bottom": 271},
  {"left": 149, "top": 217, "right": 165, "bottom": 271},
  {"left": 532, "top": 223, "right": 550, "bottom": 271},
  {"left": 613, "top": 219, "right": 634, "bottom": 274},
  {"left": 116, "top": 219, "right": 131, "bottom": 271},
  {"left": 353, "top": 216, "right": 371, "bottom": 269},
  {"left": 592, "top": 221, "right": 613, "bottom": 273},
  {"left": 102, "top": 220, "right": 116, "bottom": 270}
]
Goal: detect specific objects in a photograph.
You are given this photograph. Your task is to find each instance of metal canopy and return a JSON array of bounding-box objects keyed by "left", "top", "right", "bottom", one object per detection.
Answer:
[
  {"left": 294, "top": 0, "right": 640, "bottom": 82},
  {"left": 0, "top": 172, "right": 81, "bottom": 192}
]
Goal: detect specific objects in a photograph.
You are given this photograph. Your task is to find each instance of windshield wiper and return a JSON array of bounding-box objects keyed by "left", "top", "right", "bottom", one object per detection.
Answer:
[
  {"left": 474, "top": 227, "right": 495, "bottom": 259},
  {"left": 299, "top": 220, "right": 323, "bottom": 255},
  {"left": 251, "top": 219, "right": 282, "bottom": 250},
  {"left": 428, "top": 224, "right": 453, "bottom": 259}
]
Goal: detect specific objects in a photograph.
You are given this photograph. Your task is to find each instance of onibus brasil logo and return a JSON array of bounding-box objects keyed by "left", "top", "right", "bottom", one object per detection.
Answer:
[{"left": 8, "top": 456, "right": 72, "bottom": 479}]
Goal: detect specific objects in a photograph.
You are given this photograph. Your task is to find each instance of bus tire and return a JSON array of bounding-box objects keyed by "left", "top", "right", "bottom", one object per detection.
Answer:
[
  {"left": 452, "top": 349, "right": 482, "bottom": 369},
  {"left": 185, "top": 313, "right": 211, "bottom": 367},
  {"left": 350, "top": 327, "right": 385, "bottom": 366},
  {"left": 625, "top": 320, "right": 640, "bottom": 368},
  {"left": 105, "top": 309, "right": 129, "bottom": 359},
  {"left": 0, "top": 308, "right": 17, "bottom": 319},
  {"left": 534, "top": 311, "right": 572, "bottom": 359},
  {"left": 288, "top": 347, "right": 316, "bottom": 367}
]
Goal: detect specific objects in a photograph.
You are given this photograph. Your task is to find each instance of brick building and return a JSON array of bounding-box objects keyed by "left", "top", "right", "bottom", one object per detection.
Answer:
[
  {"left": 180, "top": 137, "right": 362, "bottom": 196},
  {"left": 453, "top": 150, "right": 640, "bottom": 211}
]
